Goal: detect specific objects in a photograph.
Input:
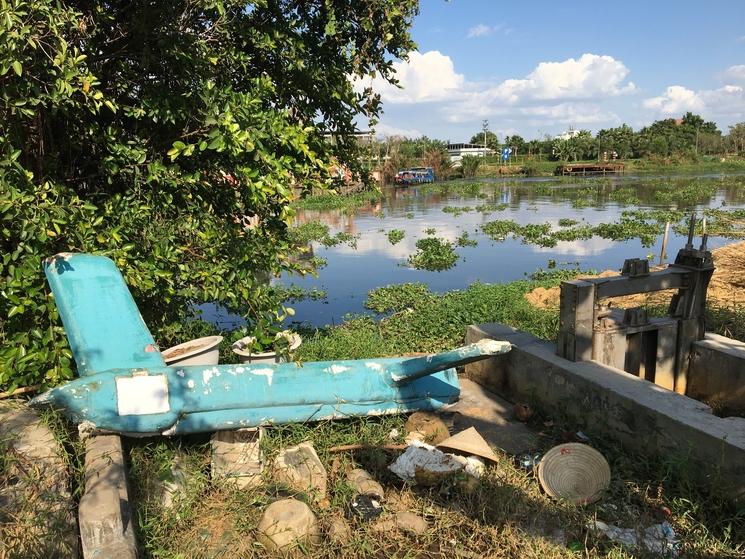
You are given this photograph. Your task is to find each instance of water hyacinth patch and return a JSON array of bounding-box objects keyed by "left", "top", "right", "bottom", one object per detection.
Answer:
[{"left": 408, "top": 237, "right": 459, "bottom": 271}]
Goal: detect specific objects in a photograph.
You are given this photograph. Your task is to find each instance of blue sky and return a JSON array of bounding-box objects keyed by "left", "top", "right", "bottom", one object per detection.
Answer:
[{"left": 362, "top": 0, "right": 745, "bottom": 142}]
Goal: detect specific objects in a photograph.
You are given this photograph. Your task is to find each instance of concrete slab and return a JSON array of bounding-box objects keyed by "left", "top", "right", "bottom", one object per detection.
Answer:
[
  {"left": 447, "top": 378, "right": 543, "bottom": 454},
  {"left": 0, "top": 401, "right": 78, "bottom": 557},
  {"left": 79, "top": 434, "right": 138, "bottom": 559},
  {"left": 465, "top": 323, "right": 745, "bottom": 502},
  {"left": 211, "top": 427, "right": 264, "bottom": 488},
  {"left": 688, "top": 333, "right": 745, "bottom": 414}
]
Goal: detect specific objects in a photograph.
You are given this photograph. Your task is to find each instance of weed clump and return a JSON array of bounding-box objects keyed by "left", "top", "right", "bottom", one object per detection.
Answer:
[
  {"left": 408, "top": 237, "right": 458, "bottom": 271},
  {"left": 386, "top": 229, "right": 405, "bottom": 245}
]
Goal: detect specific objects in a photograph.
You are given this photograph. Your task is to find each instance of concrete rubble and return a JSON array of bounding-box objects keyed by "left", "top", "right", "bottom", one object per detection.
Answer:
[
  {"left": 211, "top": 427, "right": 264, "bottom": 489},
  {"left": 273, "top": 441, "right": 328, "bottom": 503},
  {"left": 347, "top": 468, "right": 385, "bottom": 500},
  {"left": 257, "top": 498, "right": 321, "bottom": 551}
]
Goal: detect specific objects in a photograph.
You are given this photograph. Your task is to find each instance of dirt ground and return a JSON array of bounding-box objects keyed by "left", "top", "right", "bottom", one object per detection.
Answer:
[{"left": 525, "top": 241, "right": 745, "bottom": 310}]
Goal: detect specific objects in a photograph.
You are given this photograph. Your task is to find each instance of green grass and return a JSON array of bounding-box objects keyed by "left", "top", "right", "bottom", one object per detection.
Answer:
[
  {"left": 127, "top": 406, "right": 745, "bottom": 559},
  {"left": 299, "top": 279, "right": 563, "bottom": 359},
  {"left": 293, "top": 191, "right": 383, "bottom": 211},
  {"left": 126, "top": 275, "right": 745, "bottom": 558}
]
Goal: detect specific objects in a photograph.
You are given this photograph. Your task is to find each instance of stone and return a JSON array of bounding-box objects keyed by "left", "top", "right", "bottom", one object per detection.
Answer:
[
  {"left": 373, "top": 512, "right": 428, "bottom": 536},
  {"left": 0, "top": 401, "right": 79, "bottom": 558},
  {"left": 257, "top": 498, "right": 321, "bottom": 551},
  {"left": 404, "top": 411, "right": 450, "bottom": 445},
  {"left": 347, "top": 468, "right": 384, "bottom": 500},
  {"left": 325, "top": 516, "right": 352, "bottom": 544},
  {"left": 211, "top": 427, "right": 263, "bottom": 489},
  {"left": 273, "top": 442, "right": 327, "bottom": 503},
  {"left": 394, "top": 511, "right": 429, "bottom": 536}
]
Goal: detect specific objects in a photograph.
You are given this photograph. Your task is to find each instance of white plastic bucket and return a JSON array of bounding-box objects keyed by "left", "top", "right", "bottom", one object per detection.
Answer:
[{"left": 162, "top": 335, "right": 224, "bottom": 366}]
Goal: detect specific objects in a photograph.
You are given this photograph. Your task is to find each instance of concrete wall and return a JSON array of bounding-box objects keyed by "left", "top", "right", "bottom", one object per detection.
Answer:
[
  {"left": 688, "top": 333, "right": 745, "bottom": 415},
  {"left": 464, "top": 323, "right": 745, "bottom": 501}
]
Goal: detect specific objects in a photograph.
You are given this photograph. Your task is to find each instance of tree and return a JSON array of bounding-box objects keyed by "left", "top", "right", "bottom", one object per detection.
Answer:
[
  {"left": 552, "top": 130, "right": 594, "bottom": 161},
  {"left": 728, "top": 123, "right": 745, "bottom": 155},
  {"left": 596, "top": 125, "right": 635, "bottom": 159},
  {"left": 0, "top": 0, "right": 418, "bottom": 391},
  {"left": 469, "top": 131, "right": 499, "bottom": 150},
  {"left": 461, "top": 155, "right": 481, "bottom": 178},
  {"left": 504, "top": 135, "right": 526, "bottom": 156}
]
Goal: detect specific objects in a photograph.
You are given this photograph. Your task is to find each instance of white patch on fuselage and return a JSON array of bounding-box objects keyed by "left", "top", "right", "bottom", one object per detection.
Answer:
[
  {"left": 365, "top": 362, "right": 383, "bottom": 371},
  {"left": 327, "top": 364, "right": 350, "bottom": 374},
  {"left": 202, "top": 367, "right": 219, "bottom": 384},
  {"left": 252, "top": 368, "right": 274, "bottom": 386},
  {"left": 187, "top": 379, "right": 195, "bottom": 389},
  {"left": 176, "top": 369, "right": 185, "bottom": 377},
  {"left": 116, "top": 375, "right": 170, "bottom": 416}
]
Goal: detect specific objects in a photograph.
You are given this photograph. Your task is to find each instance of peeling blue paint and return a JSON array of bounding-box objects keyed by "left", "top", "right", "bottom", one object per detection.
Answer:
[{"left": 31, "top": 253, "right": 511, "bottom": 435}]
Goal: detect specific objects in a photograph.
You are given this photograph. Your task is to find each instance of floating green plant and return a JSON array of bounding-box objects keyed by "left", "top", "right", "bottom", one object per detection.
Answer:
[{"left": 408, "top": 237, "right": 458, "bottom": 271}]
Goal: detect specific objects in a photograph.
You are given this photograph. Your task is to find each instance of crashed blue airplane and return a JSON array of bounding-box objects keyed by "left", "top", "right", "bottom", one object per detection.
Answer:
[{"left": 29, "top": 253, "right": 510, "bottom": 436}]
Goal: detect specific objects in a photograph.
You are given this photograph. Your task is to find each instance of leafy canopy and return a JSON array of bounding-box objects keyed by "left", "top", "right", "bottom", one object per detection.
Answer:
[{"left": 0, "top": 0, "right": 418, "bottom": 390}]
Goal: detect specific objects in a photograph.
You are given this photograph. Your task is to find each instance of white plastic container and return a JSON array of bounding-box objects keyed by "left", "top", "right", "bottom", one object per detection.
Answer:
[
  {"left": 231, "top": 333, "right": 302, "bottom": 364},
  {"left": 162, "top": 335, "right": 224, "bottom": 366}
]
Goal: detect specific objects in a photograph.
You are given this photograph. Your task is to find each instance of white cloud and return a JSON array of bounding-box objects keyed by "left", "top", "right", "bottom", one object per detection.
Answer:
[
  {"left": 643, "top": 84, "right": 745, "bottom": 118},
  {"left": 490, "top": 54, "right": 636, "bottom": 102},
  {"left": 700, "top": 85, "right": 745, "bottom": 117},
  {"left": 437, "top": 54, "right": 632, "bottom": 127},
  {"left": 467, "top": 23, "right": 511, "bottom": 38},
  {"left": 724, "top": 64, "right": 745, "bottom": 84},
  {"left": 359, "top": 51, "right": 635, "bottom": 135},
  {"left": 642, "top": 85, "right": 705, "bottom": 114},
  {"left": 374, "top": 122, "right": 423, "bottom": 139},
  {"left": 737, "top": 35, "right": 745, "bottom": 43},
  {"left": 467, "top": 24, "right": 492, "bottom": 38},
  {"left": 358, "top": 50, "right": 464, "bottom": 104}
]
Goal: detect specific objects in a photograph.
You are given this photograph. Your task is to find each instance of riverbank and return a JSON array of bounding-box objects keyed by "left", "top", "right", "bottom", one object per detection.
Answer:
[
  {"left": 472, "top": 156, "right": 745, "bottom": 178},
  {"left": 124, "top": 269, "right": 745, "bottom": 558}
]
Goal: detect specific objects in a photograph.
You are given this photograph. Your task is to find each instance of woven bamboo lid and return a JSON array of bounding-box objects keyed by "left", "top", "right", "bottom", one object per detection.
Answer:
[
  {"left": 537, "top": 443, "right": 610, "bottom": 504},
  {"left": 436, "top": 427, "right": 499, "bottom": 463}
]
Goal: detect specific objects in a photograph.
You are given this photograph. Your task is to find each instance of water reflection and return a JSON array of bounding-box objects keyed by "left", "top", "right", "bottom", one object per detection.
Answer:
[{"left": 201, "top": 175, "right": 745, "bottom": 329}]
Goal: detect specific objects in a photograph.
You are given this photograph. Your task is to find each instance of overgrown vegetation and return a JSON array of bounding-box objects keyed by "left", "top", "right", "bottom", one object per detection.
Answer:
[
  {"left": 125, "top": 277, "right": 745, "bottom": 557},
  {"left": 293, "top": 191, "right": 383, "bottom": 211},
  {"left": 386, "top": 229, "right": 405, "bottom": 245},
  {"left": 407, "top": 238, "right": 459, "bottom": 271},
  {"left": 0, "top": 0, "right": 418, "bottom": 392},
  {"left": 300, "top": 280, "right": 563, "bottom": 358},
  {"left": 288, "top": 221, "right": 359, "bottom": 249}
]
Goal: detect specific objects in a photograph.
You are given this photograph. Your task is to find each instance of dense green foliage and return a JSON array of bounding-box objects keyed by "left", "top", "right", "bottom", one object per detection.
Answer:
[
  {"left": 408, "top": 237, "right": 458, "bottom": 271},
  {"left": 462, "top": 113, "right": 745, "bottom": 163},
  {"left": 0, "top": 0, "right": 418, "bottom": 390},
  {"left": 299, "top": 280, "right": 563, "bottom": 359}
]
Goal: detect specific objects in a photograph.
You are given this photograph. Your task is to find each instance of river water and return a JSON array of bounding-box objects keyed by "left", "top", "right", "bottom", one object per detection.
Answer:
[{"left": 204, "top": 174, "right": 745, "bottom": 329}]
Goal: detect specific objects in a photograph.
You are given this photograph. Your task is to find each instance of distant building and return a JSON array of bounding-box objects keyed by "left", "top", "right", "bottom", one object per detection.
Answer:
[
  {"left": 447, "top": 142, "right": 493, "bottom": 163},
  {"left": 556, "top": 128, "right": 581, "bottom": 141}
]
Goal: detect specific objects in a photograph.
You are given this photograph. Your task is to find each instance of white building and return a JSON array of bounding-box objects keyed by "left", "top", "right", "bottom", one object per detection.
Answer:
[
  {"left": 556, "top": 128, "right": 580, "bottom": 141},
  {"left": 447, "top": 142, "right": 493, "bottom": 164}
]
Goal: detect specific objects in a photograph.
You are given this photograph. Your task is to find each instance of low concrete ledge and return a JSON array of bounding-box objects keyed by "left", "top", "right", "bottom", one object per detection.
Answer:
[
  {"left": 79, "top": 435, "right": 138, "bottom": 558},
  {"left": 689, "top": 333, "right": 745, "bottom": 414},
  {"left": 465, "top": 323, "right": 745, "bottom": 501}
]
